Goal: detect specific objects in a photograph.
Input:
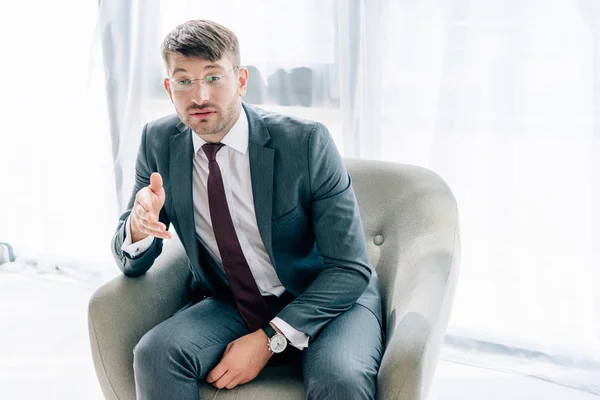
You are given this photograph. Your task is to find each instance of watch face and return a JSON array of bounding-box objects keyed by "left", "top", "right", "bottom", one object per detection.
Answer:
[{"left": 269, "top": 333, "right": 288, "bottom": 354}]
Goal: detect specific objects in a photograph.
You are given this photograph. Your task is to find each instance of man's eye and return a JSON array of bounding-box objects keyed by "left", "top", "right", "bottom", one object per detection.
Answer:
[
  {"left": 205, "top": 76, "right": 220, "bottom": 82},
  {"left": 177, "top": 79, "right": 191, "bottom": 86}
]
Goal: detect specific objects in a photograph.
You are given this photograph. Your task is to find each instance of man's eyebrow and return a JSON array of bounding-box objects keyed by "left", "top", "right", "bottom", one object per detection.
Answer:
[
  {"left": 204, "top": 64, "right": 224, "bottom": 71},
  {"left": 171, "top": 65, "right": 223, "bottom": 75}
]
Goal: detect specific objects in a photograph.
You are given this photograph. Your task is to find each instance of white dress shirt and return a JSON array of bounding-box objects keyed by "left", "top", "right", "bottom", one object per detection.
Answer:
[{"left": 122, "top": 108, "right": 309, "bottom": 349}]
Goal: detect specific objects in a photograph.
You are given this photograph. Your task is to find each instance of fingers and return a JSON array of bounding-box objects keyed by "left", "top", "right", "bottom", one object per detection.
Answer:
[
  {"left": 134, "top": 195, "right": 152, "bottom": 221},
  {"left": 225, "top": 381, "right": 240, "bottom": 390},
  {"left": 220, "top": 372, "right": 240, "bottom": 390},
  {"left": 134, "top": 199, "right": 160, "bottom": 225},
  {"left": 131, "top": 187, "right": 172, "bottom": 239},
  {"left": 206, "top": 362, "right": 227, "bottom": 384},
  {"left": 133, "top": 202, "right": 172, "bottom": 239},
  {"left": 206, "top": 344, "right": 243, "bottom": 389},
  {"left": 210, "top": 368, "right": 239, "bottom": 390},
  {"left": 129, "top": 172, "right": 170, "bottom": 240},
  {"left": 149, "top": 172, "right": 163, "bottom": 194}
]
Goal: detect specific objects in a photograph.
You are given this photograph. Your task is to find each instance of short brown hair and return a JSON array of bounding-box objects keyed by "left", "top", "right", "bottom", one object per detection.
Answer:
[{"left": 161, "top": 20, "right": 240, "bottom": 70}]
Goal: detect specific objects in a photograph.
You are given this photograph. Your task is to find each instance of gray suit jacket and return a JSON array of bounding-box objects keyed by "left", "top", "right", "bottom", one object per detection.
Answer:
[{"left": 111, "top": 103, "right": 381, "bottom": 340}]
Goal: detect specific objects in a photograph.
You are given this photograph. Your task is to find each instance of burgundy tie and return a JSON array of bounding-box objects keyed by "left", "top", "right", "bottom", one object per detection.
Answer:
[{"left": 202, "top": 142, "right": 270, "bottom": 331}]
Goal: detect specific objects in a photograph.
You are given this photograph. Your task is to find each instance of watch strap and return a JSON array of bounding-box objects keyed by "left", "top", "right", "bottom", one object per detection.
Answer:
[{"left": 262, "top": 323, "right": 277, "bottom": 339}]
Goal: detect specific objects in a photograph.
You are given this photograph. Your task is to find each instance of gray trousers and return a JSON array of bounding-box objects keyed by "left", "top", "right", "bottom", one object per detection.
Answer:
[{"left": 133, "top": 293, "right": 383, "bottom": 400}]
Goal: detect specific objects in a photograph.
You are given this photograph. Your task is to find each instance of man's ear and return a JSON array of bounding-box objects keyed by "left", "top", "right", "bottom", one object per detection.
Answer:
[
  {"left": 238, "top": 67, "right": 249, "bottom": 97},
  {"left": 163, "top": 78, "right": 174, "bottom": 103}
]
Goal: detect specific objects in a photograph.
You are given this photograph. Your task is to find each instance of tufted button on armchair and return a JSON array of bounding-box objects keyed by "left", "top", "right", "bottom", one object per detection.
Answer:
[{"left": 88, "top": 158, "right": 460, "bottom": 400}]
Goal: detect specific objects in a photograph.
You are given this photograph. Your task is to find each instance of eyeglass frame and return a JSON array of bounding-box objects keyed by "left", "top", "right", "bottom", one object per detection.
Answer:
[{"left": 168, "top": 66, "right": 240, "bottom": 92}]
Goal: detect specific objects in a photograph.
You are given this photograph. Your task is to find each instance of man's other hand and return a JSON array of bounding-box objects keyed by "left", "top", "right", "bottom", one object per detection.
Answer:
[{"left": 206, "top": 330, "right": 273, "bottom": 390}]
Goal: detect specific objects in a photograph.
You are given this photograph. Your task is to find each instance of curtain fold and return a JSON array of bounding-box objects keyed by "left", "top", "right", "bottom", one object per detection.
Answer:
[
  {"left": 97, "top": 0, "right": 162, "bottom": 212},
  {"left": 337, "top": 0, "right": 386, "bottom": 159}
]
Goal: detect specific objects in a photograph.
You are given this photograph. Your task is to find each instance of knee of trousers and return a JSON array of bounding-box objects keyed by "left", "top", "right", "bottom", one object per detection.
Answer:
[{"left": 133, "top": 328, "right": 198, "bottom": 377}]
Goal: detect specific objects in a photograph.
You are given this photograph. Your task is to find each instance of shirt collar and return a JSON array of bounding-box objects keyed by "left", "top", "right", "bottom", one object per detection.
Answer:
[{"left": 192, "top": 107, "right": 249, "bottom": 156}]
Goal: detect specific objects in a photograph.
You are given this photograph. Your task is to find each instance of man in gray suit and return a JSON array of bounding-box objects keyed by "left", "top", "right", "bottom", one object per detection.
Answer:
[{"left": 112, "top": 19, "right": 383, "bottom": 399}]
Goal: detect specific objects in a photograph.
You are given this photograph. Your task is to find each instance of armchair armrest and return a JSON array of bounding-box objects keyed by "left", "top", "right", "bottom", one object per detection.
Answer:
[
  {"left": 88, "top": 235, "right": 190, "bottom": 400},
  {"left": 345, "top": 159, "right": 459, "bottom": 400},
  {"left": 373, "top": 166, "right": 460, "bottom": 400},
  {"left": 377, "top": 229, "right": 460, "bottom": 400}
]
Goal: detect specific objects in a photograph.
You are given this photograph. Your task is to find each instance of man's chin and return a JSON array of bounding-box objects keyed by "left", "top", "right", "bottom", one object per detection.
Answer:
[
  {"left": 187, "top": 120, "right": 216, "bottom": 135},
  {"left": 191, "top": 125, "right": 223, "bottom": 138}
]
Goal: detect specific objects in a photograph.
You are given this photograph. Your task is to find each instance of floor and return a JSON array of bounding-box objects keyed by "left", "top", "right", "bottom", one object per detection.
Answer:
[{"left": 0, "top": 270, "right": 597, "bottom": 400}]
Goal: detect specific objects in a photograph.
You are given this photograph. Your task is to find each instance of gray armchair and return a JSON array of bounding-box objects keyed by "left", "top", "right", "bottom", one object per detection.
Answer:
[{"left": 88, "top": 158, "right": 460, "bottom": 400}]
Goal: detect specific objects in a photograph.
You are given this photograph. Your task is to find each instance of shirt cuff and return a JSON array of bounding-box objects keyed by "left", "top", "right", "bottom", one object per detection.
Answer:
[
  {"left": 271, "top": 317, "right": 309, "bottom": 350},
  {"left": 121, "top": 217, "right": 155, "bottom": 257}
]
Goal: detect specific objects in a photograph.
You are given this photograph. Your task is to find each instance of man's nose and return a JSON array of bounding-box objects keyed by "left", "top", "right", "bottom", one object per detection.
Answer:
[{"left": 191, "top": 81, "right": 210, "bottom": 103}]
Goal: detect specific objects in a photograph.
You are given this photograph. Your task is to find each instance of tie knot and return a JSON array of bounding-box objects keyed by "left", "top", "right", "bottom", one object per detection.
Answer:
[{"left": 202, "top": 142, "right": 224, "bottom": 161}]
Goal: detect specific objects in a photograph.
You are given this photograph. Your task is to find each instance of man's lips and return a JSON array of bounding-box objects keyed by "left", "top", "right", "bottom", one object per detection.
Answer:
[{"left": 190, "top": 109, "right": 217, "bottom": 117}]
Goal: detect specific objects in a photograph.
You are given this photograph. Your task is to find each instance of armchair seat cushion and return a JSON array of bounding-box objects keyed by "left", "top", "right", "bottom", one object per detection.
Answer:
[{"left": 198, "top": 365, "right": 304, "bottom": 399}]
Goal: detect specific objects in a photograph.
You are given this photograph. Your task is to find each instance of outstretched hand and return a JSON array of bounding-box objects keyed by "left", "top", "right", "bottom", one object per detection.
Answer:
[{"left": 130, "top": 172, "right": 172, "bottom": 242}]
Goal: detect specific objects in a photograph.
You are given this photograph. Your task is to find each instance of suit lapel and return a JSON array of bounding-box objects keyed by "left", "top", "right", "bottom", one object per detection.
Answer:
[
  {"left": 245, "top": 104, "right": 276, "bottom": 267},
  {"left": 169, "top": 124, "right": 201, "bottom": 272}
]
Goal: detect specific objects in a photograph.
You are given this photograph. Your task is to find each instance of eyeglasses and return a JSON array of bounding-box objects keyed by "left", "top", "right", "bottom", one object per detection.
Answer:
[{"left": 169, "top": 66, "right": 239, "bottom": 92}]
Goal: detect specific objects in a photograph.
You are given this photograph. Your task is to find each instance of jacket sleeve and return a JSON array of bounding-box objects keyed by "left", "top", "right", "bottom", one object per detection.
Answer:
[
  {"left": 111, "top": 124, "right": 170, "bottom": 277},
  {"left": 275, "top": 123, "right": 372, "bottom": 340}
]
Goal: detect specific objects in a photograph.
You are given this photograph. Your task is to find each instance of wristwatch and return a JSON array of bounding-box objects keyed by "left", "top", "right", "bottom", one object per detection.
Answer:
[{"left": 262, "top": 324, "right": 288, "bottom": 354}]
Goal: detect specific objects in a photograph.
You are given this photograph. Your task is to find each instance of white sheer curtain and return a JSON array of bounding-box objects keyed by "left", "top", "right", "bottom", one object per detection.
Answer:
[
  {"left": 0, "top": 0, "right": 115, "bottom": 268},
  {"left": 376, "top": 0, "right": 600, "bottom": 393},
  {"left": 98, "top": 0, "right": 600, "bottom": 393}
]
